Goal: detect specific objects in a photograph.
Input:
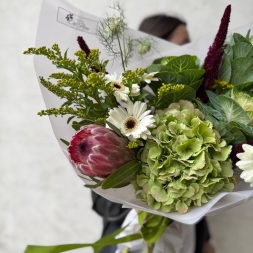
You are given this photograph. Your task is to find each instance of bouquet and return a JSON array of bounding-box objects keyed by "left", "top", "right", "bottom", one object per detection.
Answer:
[{"left": 24, "top": 0, "right": 253, "bottom": 252}]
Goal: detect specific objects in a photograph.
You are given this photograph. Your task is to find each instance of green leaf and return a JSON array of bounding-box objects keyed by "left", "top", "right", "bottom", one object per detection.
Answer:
[
  {"left": 230, "top": 127, "right": 246, "bottom": 144},
  {"left": 218, "top": 55, "right": 231, "bottom": 82},
  {"left": 205, "top": 106, "right": 225, "bottom": 121},
  {"left": 232, "top": 42, "right": 253, "bottom": 59},
  {"left": 206, "top": 90, "right": 221, "bottom": 111},
  {"left": 152, "top": 57, "right": 163, "bottom": 64},
  {"left": 235, "top": 81, "right": 253, "bottom": 91},
  {"left": 230, "top": 57, "right": 253, "bottom": 85},
  {"left": 146, "top": 64, "right": 169, "bottom": 73},
  {"left": 219, "top": 95, "right": 250, "bottom": 124},
  {"left": 156, "top": 85, "right": 196, "bottom": 109},
  {"left": 60, "top": 139, "right": 69, "bottom": 146},
  {"left": 101, "top": 160, "right": 141, "bottom": 189},
  {"left": 165, "top": 55, "right": 198, "bottom": 72},
  {"left": 138, "top": 211, "right": 149, "bottom": 225},
  {"left": 179, "top": 69, "right": 205, "bottom": 85},
  {"left": 105, "top": 120, "right": 126, "bottom": 140},
  {"left": 230, "top": 121, "right": 253, "bottom": 138},
  {"left": 189, "top": 79, "right": 203, "bottom": 91},
  {"left": 71, "top": 119, "right": 97, "bottom": 131},
  {"left": 141, "top": 214, "right": 171, "bottom": 243},
  {"left": 84, "top": 180, "right": 103, "bottom": 189},
  {"left": 67, "top": 116, "right": 75, "bottom": 124},
  {"left": 160, "top": 56, "right": 177, "bottom": 65},
  {"left": 24, "top": 225, "right": 142, "bottom": 253},
  {"left": 233, "top": 33, "right": 251, "bottom": 44},
  {"left": 156, "top": 71, "right": 185, "bottom": 84}
]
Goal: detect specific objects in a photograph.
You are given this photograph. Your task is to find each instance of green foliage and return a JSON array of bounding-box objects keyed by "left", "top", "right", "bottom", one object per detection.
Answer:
[
  {"left": 146, "top": 55, "right": 205, "bottom": 97},
  {"left": 24, "top": 44, "right": 117, "bottom": 127},
  {"left": 155, "top": 84, "right": 196, "bottom": 109},
  {"left": 217, "top": 31, "right": 253, "bottom": 92},
  {"left": 96, "top": 5, "right": 155, "bottom": 70},
  {"left": 24, "top": 225, "right": 142, "bottom": 253},
  {"left": 102, "top": 160, "right": 141, "bottom": 189},
  {"left": 138, "top": 212, "right": 171, "bottom": 244},
  {"left": 195, "top": 90, "right": 253, "bottom": 144}
]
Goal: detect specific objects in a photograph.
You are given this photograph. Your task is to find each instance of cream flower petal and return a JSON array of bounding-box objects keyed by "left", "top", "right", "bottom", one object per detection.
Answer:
[
  {"left": 106, "top": 101, "right": 155, "bottom": 140},
  {"left": 131, "top": 84, "right": 140, "bottom": 96},
  {"left": 141, "top": 72, "right": 159, "bottom": 83},
  {"left": 236, "top": 144, "right": 253, "bottom": 187}
]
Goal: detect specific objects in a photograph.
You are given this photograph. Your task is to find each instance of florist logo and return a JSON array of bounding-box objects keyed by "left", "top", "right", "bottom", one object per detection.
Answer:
[{"left": 57, "top": 7, "right": 98, "bottom": 34}]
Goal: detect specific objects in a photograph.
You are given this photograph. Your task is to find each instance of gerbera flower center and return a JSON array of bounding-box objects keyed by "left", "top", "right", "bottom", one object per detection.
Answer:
[
  {"left": 111, "top": 81, "right": 124, "bottom": 91},
  {"left": 124, "top": 116, "right": 138, "bottom": 132}
]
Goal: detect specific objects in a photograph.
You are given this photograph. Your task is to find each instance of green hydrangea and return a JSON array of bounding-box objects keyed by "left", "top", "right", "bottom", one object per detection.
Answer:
[{"left": 134, "top": 100, "right": 234, "bottom": 214}]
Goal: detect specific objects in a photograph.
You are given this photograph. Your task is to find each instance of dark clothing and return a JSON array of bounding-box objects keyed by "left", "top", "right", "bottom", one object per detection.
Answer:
[{"left": 92, "top": 191, "right": 210, "bottom": 253}]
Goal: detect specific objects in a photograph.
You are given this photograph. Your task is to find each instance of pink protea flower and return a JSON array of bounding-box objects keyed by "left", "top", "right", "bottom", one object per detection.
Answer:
[{"left": 68, "top": 124, "right": 135, "bottom": 178}]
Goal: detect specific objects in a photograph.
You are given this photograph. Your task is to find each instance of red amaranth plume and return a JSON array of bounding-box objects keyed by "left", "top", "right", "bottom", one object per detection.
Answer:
[
  {"left": 231, "top": 140, "right": 253, "bottom": 163},
  {"left": 197, "top": 5, "right": 231, "bottom": 102},
  {"left": 77, "top": 36, "right": 100, "bottom": 72},
  {"left": 77, "top": 36, "right": 91, "bottom": 56}
]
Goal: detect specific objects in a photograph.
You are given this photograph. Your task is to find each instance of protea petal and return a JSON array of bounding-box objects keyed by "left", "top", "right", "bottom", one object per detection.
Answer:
[{"left": 68, "top": 124, "right": 135, "bottom": 178}]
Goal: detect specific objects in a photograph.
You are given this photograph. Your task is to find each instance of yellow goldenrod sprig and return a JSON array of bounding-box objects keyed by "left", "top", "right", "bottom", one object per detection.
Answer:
[
  {"left": 157, "top": 84, "right": 185, "bottom": 99},
  {"left": 39, "top": 77, "right": 77, "bottom": 100},
  {"left": 38, "top": 107, "right": 85, "bottom": 118},
  {"left": 212, "top": 79, "right": 234, "bottom": 90},
  {"left": 122, "top": 68, "right": 146, "bottom": 88}
]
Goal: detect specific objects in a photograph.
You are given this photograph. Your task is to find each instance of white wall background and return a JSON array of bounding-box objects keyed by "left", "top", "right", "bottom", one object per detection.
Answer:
[{"left": 1, "top": 0, "right": 253, "bottom": 253}]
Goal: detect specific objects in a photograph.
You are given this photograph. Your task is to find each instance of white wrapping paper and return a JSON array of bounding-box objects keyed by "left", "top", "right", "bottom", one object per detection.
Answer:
[{"left": 34, "top": 0, "right": 253, "bottom": 225}]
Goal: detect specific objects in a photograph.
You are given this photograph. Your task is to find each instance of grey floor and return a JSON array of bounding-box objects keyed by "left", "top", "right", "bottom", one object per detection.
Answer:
[{"left": 1, "top": 0, "right": 253, "bottom": 253}]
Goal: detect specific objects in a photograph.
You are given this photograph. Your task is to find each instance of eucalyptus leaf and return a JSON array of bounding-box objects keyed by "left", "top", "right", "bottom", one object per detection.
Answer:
[{"left": 101, "top": 160, "right": 141, "bottom": 189}]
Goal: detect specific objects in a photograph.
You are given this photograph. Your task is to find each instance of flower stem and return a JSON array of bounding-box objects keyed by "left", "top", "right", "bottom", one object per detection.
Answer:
[
  {"left": 145, "top": 243, "right": 154, "bottom": 253},
  {"left": 122, "top": 247, "right": 130, "bottom": 253},
  {"left": 116, "top": 33, "right": 126, "bottom": 71}
]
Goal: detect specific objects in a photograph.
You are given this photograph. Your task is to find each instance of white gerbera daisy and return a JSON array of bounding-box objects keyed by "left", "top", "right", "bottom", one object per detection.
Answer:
[
  {"left": 107, "top": 101, "right": 155, "bottom": 140},
  {"left": 236, "top": 144, "right": 253, "bottom": 187},
  {"left": 141, "top": 72, "right": 159, "bottom": 84},
  {"left": 105, "top": 72, "right": 130, "bottom": 102}
]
